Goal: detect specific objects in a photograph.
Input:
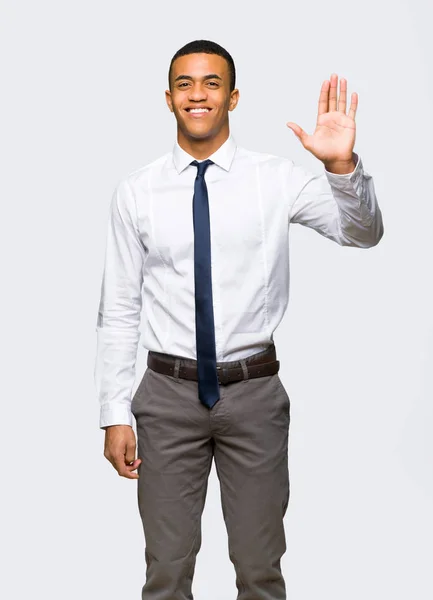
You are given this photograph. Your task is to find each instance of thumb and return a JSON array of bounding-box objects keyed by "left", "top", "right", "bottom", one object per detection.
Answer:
[
  {"left": 125, "top": 436, "right": 137, "bottom": 465},
  {"left": 286, "top": 122, "right": 307, "bottom": 145}
]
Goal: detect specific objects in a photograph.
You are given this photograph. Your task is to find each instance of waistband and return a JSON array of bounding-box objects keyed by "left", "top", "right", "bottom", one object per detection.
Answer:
[{"left": 147, "top": 343, "right": 279, "bottom": 385}]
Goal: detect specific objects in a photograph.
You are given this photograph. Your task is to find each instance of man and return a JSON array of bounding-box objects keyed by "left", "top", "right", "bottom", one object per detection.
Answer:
[{"left": 94, "top": 39, "right": 383, "bottom": 600}]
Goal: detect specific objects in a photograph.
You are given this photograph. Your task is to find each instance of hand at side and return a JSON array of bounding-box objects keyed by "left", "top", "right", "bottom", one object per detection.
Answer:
[{"left": 103, "top": 425, "right": 142, "bottom": 479}]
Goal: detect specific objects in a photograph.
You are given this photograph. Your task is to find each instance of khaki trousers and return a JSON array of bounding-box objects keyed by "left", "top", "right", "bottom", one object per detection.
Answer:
[{"left": 131, "top": 356, "right": 291, "bottom": 600}]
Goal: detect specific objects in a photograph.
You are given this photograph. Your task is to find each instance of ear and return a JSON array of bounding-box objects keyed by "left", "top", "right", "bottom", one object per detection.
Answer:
[
  {"left": 165, "top": 90, "right": 173, "bottom": 112},
  {"left": 228, "top": 89, "right": 240, "bottom": 112}
]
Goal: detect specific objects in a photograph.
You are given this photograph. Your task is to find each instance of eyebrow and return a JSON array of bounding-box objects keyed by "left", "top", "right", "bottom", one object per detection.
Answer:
[{"left": 174, "top": 73, "right": 223, "bottom": 83}]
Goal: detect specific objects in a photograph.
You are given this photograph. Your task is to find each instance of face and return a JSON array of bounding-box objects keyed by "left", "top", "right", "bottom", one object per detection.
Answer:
[{"left": 165, "top": 53, "right": 239, "bottom": 143}]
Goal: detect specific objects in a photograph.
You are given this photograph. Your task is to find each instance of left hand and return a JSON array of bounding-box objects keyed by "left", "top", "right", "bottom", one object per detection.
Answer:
[{"left": 286, "top": 74, "right": 358, "bottom": 166}]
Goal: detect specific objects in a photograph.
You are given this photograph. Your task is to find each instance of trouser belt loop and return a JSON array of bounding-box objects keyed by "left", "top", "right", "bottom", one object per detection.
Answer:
[
  {"left": 174, "top": 358, "right": 181, "bottom": 382},
  {"left": 240, "top": 359, "right": 249, "bottom": 381}
]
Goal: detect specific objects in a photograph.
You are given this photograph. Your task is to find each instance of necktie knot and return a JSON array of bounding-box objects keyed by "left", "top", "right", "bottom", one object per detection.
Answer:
[{"left": 190, "top": 159, "right": 214, "bottom": 178}]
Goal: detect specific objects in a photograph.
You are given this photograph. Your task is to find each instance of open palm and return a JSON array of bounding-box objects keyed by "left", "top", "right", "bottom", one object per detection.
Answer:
[{"left": 287, "top": 74, "right": 358, "bottom": 165}]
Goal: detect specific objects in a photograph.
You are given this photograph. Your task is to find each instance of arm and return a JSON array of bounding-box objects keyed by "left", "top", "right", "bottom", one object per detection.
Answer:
[
  {"left": 289, "top": 151, "right": 384, "bottom": 247},
  {"left": 286, "top": 73, "right": 384, "bottom": 247},
  {"left": 94, "top": 178, "right": 147, "bottom": 430}
]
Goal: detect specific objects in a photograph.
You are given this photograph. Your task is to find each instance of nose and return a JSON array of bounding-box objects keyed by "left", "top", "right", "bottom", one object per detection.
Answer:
[{"left": 188, "top": 83, "right": 207, "bottom": 102}]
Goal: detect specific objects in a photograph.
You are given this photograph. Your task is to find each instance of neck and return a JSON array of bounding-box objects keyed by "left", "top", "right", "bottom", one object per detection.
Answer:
[{"left": 177, "top": 127, "right": 230, "bottom": 160}]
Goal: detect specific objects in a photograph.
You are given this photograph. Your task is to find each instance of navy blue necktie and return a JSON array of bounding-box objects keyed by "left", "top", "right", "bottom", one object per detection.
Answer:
[{"left": 190, "top": 159, "right": 220, "bottom": 409}]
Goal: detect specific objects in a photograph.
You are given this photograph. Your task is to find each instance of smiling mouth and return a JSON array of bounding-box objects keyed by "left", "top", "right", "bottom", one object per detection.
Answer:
[{"left": 185, "top": 108, "right": 212, "bottom": 115}]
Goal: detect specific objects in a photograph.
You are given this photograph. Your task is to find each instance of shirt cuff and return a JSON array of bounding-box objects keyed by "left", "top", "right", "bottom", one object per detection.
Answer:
[
  {"left": 99, "top": 402, "right": 134, "bottom": 429},
  {"left": 324, "top": 152, "right": 363, "bottom": 190}
]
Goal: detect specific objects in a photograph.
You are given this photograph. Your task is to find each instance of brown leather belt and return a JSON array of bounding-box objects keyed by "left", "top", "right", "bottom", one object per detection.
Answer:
[{"left": 147, "top": 343, "right": 279, "bottom": 385}]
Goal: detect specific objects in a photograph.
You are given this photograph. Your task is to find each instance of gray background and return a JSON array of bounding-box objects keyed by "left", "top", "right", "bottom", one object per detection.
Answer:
[{"left": 1, "top": 0, "right": 432, "bottom": 598}]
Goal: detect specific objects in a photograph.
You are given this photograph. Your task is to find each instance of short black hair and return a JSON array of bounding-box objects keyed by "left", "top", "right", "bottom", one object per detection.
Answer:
[{"left": 168, "top": 39, "right": 236, "bottom": 93}]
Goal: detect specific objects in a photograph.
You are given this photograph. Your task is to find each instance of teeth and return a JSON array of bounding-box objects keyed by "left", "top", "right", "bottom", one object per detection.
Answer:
[{"left": 189, "top": 108, "right": 209, "bottom": 113}]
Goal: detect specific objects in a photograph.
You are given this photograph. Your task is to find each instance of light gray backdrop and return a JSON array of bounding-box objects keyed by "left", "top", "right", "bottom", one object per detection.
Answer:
[{"left": 1, "top": 0, "right": 432, "bottom": 598}]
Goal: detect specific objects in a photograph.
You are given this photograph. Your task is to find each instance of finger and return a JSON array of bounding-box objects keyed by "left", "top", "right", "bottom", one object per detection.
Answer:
[
  {"left": 113, "top": 454, "right": 131, "bottom": 476},
  {"left": 123, "top": 460, "right": 141, "bottom": 479},
  {"left": 125, "top": 459, "right": 142, "bottom": 474},
  {"left": 120, "top": 468, "right": 140, "bottom": 479},
  {"left": 348, "top": 92, "right": 358, "bottom": 120},
  {"left": 117, "top": 465, "right": 139, "bottom": 479},
  {"left": 329, "top": 73, "right": 338, "bottom": 112},
  {"left": 125, "top": 439, "right": 137, "bottom": 465},
  {"left": 115, "top": 453, "right": 142, "bottom": 478},
  {"left": 338, "top": 78, "right": 347, "bottom": 113},
  {"left": 318, "top": 80, "right": 330, "bottom": 116},
  {"left": 286, "top": 122, "right": 306, "bottom": 143}
]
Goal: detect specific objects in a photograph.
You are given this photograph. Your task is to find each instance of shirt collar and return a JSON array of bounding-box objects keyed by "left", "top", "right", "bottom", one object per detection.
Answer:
[{"left": 172, "top": 133, "right": 237, "bottom": 174}]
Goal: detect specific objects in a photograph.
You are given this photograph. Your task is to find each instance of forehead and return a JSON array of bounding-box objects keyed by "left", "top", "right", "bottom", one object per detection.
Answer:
[{"left": 171, "top": 53, "right": 229, "bottom": 80}]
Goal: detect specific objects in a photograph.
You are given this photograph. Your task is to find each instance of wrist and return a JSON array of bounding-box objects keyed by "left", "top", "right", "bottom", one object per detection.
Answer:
[{"left": 323, "top": 156, "right": 356, "bottom": 174}]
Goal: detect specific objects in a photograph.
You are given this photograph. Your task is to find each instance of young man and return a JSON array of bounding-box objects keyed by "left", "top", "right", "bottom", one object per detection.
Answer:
[{"left": 95, "top": 39, "right": 383, "bottom": 600}]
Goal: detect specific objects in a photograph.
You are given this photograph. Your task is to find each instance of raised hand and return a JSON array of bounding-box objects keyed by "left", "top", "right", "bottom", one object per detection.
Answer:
[{"left": 286, "top": 74, "right": 358, "bottom": 171}]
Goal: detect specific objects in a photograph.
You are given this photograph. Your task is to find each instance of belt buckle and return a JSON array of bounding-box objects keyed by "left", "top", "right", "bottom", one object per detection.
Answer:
[{"left": 216, "top": 365, "right": 230, "bottom": 385}]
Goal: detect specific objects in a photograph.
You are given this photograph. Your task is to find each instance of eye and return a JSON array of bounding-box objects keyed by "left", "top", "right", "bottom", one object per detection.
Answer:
[{"left": 208, "top": 82, "right": 218, "bottom": 86}]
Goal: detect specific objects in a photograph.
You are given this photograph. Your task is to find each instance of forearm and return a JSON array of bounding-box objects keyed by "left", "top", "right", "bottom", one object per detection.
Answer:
[
  {"left": 95, "top": 325, "right": 141, "bottom": 428},
  {"left": 289, "top": 152, "right": 384, "bottom": 248},
  {"left": 324, "top": 153, "right": 384, "bottom": 247}
]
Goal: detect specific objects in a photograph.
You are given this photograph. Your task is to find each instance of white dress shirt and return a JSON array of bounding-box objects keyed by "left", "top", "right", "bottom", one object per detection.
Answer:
[{"left": 94, "top": 133, "right": 383, "bottom": 429}]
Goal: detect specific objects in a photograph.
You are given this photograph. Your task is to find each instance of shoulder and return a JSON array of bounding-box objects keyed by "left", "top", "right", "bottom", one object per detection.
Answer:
[
  {"left": 237, "top": 145, "right": 293, "bottom": 169},
  {"left": 110, "top": 151, "right": 172, "bottom": 212},
  {"left": 123, "top": 151, "right": 173, "bottom": 189},
  {"left": 236, "top": 145, "right": 294, "bottom": 174}
]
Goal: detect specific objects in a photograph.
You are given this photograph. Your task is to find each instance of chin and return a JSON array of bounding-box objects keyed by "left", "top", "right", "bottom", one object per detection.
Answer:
[
  {"left": 189, "top": 131, "right": 214, "bottom": 140},
  {"left": 181, "top": 126, "right": 216, "bottom": 140}
]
